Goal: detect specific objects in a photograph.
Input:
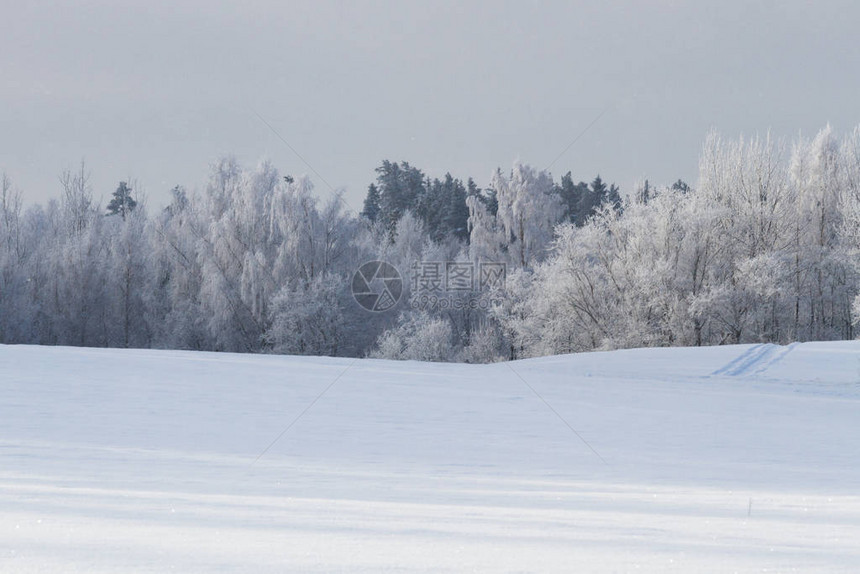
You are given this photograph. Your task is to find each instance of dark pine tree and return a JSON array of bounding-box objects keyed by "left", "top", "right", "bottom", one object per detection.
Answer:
[
  {"left": 571, "top": 175, "right": 623, "bottom": 225},
  {"left": 469, "top": 176, "right": 498, "bottom": 217},
  {"left": 375, "top": 160, "right": 425, "bottom": 238},
  {"left": 466, "top": 177, "right": 481, "bottom": 200},
  {"left": 556, "top": 171, "right": 588, "bottom": 224},
  {"left": 106, "top": 181, "right": 137, "bottom": 220},
  {"left": 441, "top": 174, "right": 470, "bottom": 242},
  {"left": 361, "top": 183, "right": 381, "bottom": 223},
  {"left": 606, "top": 182, "right": 623, "bottom": 213},
  {"left": 671, "top": 179, "right": 691, "bottom": 194},
  {"left": 415, "top": 176, "right": 441, "bottom": 239}
]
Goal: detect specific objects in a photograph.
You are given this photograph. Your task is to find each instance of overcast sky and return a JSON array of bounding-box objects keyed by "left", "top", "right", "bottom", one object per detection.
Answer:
[{"left": 2, "top": 0, "right": 859, "bottom": 211}]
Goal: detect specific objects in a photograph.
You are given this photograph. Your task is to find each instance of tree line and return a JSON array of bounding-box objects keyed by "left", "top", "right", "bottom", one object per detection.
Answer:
[{"left": 1, "top": 125, "right": 858, "bottom": 362}]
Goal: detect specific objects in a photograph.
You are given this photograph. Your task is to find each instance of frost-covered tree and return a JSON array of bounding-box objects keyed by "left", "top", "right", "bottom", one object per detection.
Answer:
[
  {"left": 690, "top": 132, "right": 796, "bottom": 343},
  {"left": 486, "top": 268, "right": 537, "bottom": 359},
  {"left": 370, "top": 311, "right": 454, "bottom": 362},
  {"left": 104, "top": 202, "right": 150, "bottom": 347},
  {"left": 270, "top": 173, "right": 311, "bottom": 283},
  {"left": 457, "top": 322, "right": 504, "bottom": 363},
  {"left": 41, "top": 161, "right": 110, "bottom": 346},
  {"left": 266, "top": 273, "right": 346, "bottom": 356},
  {"left": 3, "top": 129, "right": 860, "bottom": 362},
  {"left": 148, "top": 185, "right": 212, "bottom": 349},
  {"left": 790, "top": 126, "right": 855, "bottom": 340},
  {"left": 493, "top": 163, "right": 563, "bottom": 268},
  {"left": 0, "top": 173, "right": 33, "bottom": 343},
  {"left": 468, "top": 163, "right": 563, "bottom": 269},
  {"left": 196, "top": 158, "right": 276, "bottom": 351},
  {"left": 466, "top": 191, "right": 506, "bottom": 263}
]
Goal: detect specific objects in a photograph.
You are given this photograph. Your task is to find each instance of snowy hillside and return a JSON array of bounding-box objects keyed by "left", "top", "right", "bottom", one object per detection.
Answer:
[{"left": 2, "top": 342, "right": 859, "bottom": 572}]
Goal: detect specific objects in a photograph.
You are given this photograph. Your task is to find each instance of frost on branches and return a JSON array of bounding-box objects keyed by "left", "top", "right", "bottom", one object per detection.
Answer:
[{"left": 2, "top": 127, "right": 860, "bottom": 362}]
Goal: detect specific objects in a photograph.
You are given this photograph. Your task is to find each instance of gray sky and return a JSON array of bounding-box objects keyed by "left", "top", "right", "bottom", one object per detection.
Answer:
[{"left": 2, "top": 0, "right": 859, "bottom": 211}]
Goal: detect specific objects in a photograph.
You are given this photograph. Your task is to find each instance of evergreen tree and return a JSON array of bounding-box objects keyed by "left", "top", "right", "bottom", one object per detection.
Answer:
[
  {"left": 466, "top": 177, "right": 480, "bottom": 198},
  {"left": 441, "top": 174, "right": 470, "bottom": 242},
  {"left": 375, "top": 160, "right": 424, "bottom": 238},
  {"left": 483, "top": 187, "right": 499, "bottom": 217},
  {"left": 575, "top": 175, "right": 621, "bottom": 225},
  {"left": 106, "top": 181, "right": 137, "bottom": 219},
  {"left": 556, "top": 171, "right": 588, "bottom": 224},
  {"left": 369, "top": 161, "right": 474, "bottom": 243},
  {"left": 606, "top": 182, "right": 623, "bottom": 212},
  {"left": 671, "top": 179, "right": 691, "bottom": 193},
  {"left": 416, "top": 173, "right": 470, "bottom": 243},
  {"left": 415, "top": 175, "right": 439, "bottom": 237},
  {"left": 361, "top": 183, "right": 381, "bottom": 223}
]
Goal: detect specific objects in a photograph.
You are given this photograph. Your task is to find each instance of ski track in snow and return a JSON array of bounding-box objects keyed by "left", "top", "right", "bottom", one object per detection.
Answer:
[
  {"left": 752, "top": 341, "right": 801, "bottom": 375},
  {"left": 710, "top": 342, "right": 800, "bottom": 377},
  {"left": 1, "top": 342, "right": 859, "bottom": 572}
]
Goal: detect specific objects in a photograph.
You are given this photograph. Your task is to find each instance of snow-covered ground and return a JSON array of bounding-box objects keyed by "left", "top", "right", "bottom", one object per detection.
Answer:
[{"left": 1, "top": 342, "right": 859, "bottom": 572}]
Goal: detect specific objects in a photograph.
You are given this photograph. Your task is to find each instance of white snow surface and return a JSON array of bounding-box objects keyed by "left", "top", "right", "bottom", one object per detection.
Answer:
[{"left": 1, "top": 342, "right": 859, "bottom": 572}]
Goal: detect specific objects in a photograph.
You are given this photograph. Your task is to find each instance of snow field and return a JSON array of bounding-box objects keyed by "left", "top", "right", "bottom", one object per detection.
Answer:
[{"left": 1, "top": 342, "right": 859, "bottom": 572}]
